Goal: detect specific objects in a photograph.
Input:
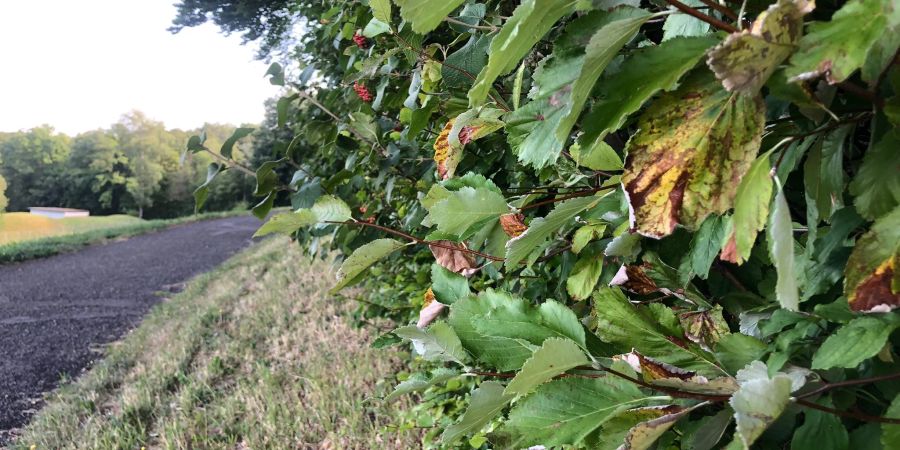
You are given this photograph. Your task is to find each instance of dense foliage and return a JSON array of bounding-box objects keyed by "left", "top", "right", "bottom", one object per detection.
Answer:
[
  {"left": 0, "top": 112, "right": 254, "bottom": 218},
  {"left": 181, "top": 0, "right": 900, "bottom": 448}
]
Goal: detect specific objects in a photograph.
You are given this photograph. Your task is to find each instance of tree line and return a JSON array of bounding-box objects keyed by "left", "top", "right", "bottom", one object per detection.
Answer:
[{"left": 0, "top": 110, "right": 270, "bottom": 219}]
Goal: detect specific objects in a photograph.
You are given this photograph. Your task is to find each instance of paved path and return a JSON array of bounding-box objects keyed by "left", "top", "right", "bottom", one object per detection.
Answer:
[{"left": 0, "top": 216, "right": 261, "bottom": 436}]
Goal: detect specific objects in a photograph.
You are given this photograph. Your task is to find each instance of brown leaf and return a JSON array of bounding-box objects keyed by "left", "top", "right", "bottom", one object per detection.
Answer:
[
  {"left": 679, "top": 306, "right": 730, "bottom": 351},
  {"left": 433, "top": 119, "right": 455, "bottom": 180},
  {"left": 609, "top": 264, "right": 659, "bottom": 295},
  {"left": 499, "top": 213, "right": 527, "bottom": 238},
  {"left": 430, "top": 240, "right": 479, "bottom": 277},
  {"left": 719, "top": 234, "right": 739, "bottom": 263}
]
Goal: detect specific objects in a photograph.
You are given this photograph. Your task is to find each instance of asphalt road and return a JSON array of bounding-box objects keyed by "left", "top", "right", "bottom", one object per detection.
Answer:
[{"left": 0, "top": 215, "right": 261, "bottom": 438}]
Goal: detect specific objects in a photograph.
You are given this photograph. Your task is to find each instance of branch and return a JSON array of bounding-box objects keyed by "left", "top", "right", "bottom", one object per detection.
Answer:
[
  {"left": 836, "top": 81, "right": 885, "bottom": 108},
  {"left": 796, "top": 372, "right": 900, "bottom": 400},
  {"left": 697, "top": 0, "right": 739, "bottom": 21},
  {"left": 664, "top": 0, "right": 739, "bottom": 33},
  {"left": 444, "top": 17, "right": 498, "bottom": 32},
  {"left": 520, "top": 187, "right": 606, "bottom": 211},
  {"left": 325, "top": 220, "right": 505, "bottom": 261},
  {"left": 200, "top": 148, "right": 257, "bottom": 177},
  {"left": 795, "top": 398, "right": 900, "bottom": 425}
]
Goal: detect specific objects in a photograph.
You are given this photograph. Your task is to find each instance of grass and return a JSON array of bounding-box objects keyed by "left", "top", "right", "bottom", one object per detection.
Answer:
[
  {"left": 0, "top": 210, "right": 248, "bottom": 264},
  {"left": 11, "top": 237, "right": 419, "bottom": 449},
  {"left": 0, "top": 212, "right": 143, "bottom": 245}
]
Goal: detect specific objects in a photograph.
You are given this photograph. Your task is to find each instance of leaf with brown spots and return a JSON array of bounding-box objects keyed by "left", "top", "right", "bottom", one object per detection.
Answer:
[
  {"left": 679, "top": 306, "right": 730, "bottom": 351},
  {"left": 417, "top": 288, "right": 447, "bottom": 328},
  {"left": 432, "top": 110, "right": 504, "bottom": 179},
  {"left": 707, "top": 0, "right": 814, "bottom": 93},
  {"left": 622, "top": 71, "right": 765, "bottom": 238},
  {"left": 845, "top": 208, "right": 900, "bottom": 312}
]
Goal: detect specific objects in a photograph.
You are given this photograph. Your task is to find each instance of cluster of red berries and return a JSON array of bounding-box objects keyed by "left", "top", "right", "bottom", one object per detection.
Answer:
[
  {"left": 353, "top": 82, "right": 373, "bottom": 102},
  {"left": 352, "top": 31, "right": 369, "bottom": 49}
]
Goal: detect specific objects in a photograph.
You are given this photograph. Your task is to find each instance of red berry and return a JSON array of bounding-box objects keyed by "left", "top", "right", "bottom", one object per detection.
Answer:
[
  {"left": 352, "top": 32, "right": 369, "bottom": 49},
  {"left": 353, "top": 82, "right": 373, "bottom": 102}
]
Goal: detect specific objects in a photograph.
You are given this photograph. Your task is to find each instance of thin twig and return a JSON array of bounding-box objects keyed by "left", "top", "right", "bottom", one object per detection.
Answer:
[
  {"left": 664, "top": 0, "right": 739, "bottom": 33},
  {"left": 520, "top": 187, "right": 606, "bottom": 211},
  {"left": 795, "top": 398, "right": 900, "bottom": 425},
  {"left": 444, "top": 17, "right": 498, "bottom": 32},
  {"left": 797, "top": 372, "right": 900, "bottom": 400},
  {"left": 836, "top": 81, "right": 885, "bottom": 108},
  {"left": 697, "top": 0, "right": 739, "bottom": 21},
  {"left": 325, "top": 220, "right": 505, "bottom": 261},
  {"left": 201, "top": 148, "right": 257, "bottom": 177}
]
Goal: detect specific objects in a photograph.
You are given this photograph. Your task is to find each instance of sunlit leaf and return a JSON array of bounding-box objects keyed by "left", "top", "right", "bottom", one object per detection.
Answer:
[
  {"left": 504, "top": 337, "right": 589, "bottom": 396},
  {"left": 395, "top": 0, "right": 466, "bottom": 34},
  {"left": 331, "top": 238, "right": 407, "bottom": 293}
]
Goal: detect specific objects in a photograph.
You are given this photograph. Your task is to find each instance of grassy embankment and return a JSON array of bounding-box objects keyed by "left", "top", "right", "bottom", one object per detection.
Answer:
[
  {"left": 0, "top": 210, "right": 248, "bottom": 264},
  {"left": 12, "top": 237, "right": 418, "bottom": 449}
]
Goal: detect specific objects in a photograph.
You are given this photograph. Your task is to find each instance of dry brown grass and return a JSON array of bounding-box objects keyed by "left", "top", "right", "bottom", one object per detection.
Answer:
[{"left": 13, "top": 237, "right": 421, "bottom": 449}]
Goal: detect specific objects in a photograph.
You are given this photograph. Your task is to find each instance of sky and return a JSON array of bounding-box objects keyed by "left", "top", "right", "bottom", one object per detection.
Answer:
[{"left": 0, "top": 1, "right": 282, "bottom": 135}]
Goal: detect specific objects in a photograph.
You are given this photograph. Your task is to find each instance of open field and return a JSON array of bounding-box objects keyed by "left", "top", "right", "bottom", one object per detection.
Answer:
[
  {"left": 11, "top": 237, "right": 419, "bottom": 449},
  {"left": 0, "top": 212, "right": 142, "bottom": 245},
  {"left": 0, "top": 210, "right": 253, "bottom": 264}
]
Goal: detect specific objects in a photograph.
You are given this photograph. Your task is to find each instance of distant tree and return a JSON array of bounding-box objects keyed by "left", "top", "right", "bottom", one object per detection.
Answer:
[
  {"left": 112, "top": 111, "right": 177, "bottom": 217},
  {"left": 65, "top": 130, "right": 129, "bottom": 213},
  {"left": 0, "top": 126, "right": 70, "bottom": 211},
  {"left": 169, "top": 0, "right": 295, "bottom": 58},
  {"left": 0, "top": 175, "right": 7, "bottom": 212}
]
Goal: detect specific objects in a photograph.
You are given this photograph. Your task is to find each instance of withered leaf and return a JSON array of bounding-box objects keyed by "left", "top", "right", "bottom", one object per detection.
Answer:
[
  {"left": 707, "top": 0, "right": 814, "bottom": 93},
  {"left": 679, "top": 306, "right": 730, "bottom": 350},
  {"left": 433, "top": 111, "right": 504, "bottom": 179},
  {"left": 417, "top": 288, "right": 447, "bottom": 328},
  {"left": 430, "top": 240, "right": 479, "bottom": 277},
  {"left": 622, "top": 71, "right": 765, "bottom": 238},
  {"left": 499, "top": 213, "right": 527, "bottom": 238}
]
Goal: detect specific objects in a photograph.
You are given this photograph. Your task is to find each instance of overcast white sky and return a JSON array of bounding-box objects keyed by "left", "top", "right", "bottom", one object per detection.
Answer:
[{"left": 0, "top": 1, "right": 281, "bottom": 135}]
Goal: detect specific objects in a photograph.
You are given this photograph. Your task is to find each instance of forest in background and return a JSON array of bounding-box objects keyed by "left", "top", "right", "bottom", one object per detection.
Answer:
[{"left": 0, "top": 109, "right": 285, "bottom": 219}]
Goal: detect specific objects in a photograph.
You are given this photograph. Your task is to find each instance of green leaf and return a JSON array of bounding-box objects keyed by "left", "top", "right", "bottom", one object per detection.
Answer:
[
  {"left": 253, "top": 195, "right": 350, "bottom": 237},
  {"left": 590, "top": 288, "right": 725, "bottom": 376},
  {"left": 448, "top": 291, "right": 534, "bottom": 371},
  {"left": 431, "top": 263, "right": 469, "bottom": 304},
  {"left": 580, "top": 35, "right": 718, "bottom": 147},
  {"left": 385, "top": 368, "right": 458, "bottom": 401},
  {"left": 220, "top": 127, "right": 254, "bottom": 159},
  {"left": 495, "top": 376, "right": 652, "bottom": 447},
  {"left": 253, "top": 159, "right": 284, "bottom": 197},
  {"left": 467, "top": 0, "right": 576, "bottom": 106},
  {"left": 725, "top": 150, "right": 774, "bottom": 265},
  {"left": 331, "top": 238, "right": 406, "bottom": 293},
  {"left": 251, "top": 191, "right": 276, "bottom": 220},
  {"left": 804, "top": 125, "right": 851, "bottom": 221},
  {"left": 791, "top": 397, "right": 849, "bottom": 450},
  {"left": 394, "top": 322, "right": 469, "bottom": 364},
  {"left": 265, "top": 62, "right": 284, "bottom": 86},
  {"left": 362, "top": 17, "right": 390, "bottom": 37},
  {"left": 570, "top": 139, "right": 623, "bottom": 171},
  {"left": 787, "top": 0, "right": 897, "bottom": 84},
  {"left": 621, "top": 404, "right": 704, "bottom": 450},
  {"left": 441, "top": 381, "right": 513, "bottom": 444},
  {"left": 622, "top": 71, "right": 765, "bottom": 238},
  {"left": 844, "top": 208, "right": 900, "bottom": 312},
  {"left": 505, "top": 194, "right": 605, "bottom": 267},
  {"left": 566, "top": 251, "right": 604, "bottom": 300},
  {"left": 504, "top": 338, "right": 589, "bottom": 397},
  {"left": 730, "top": 361, "right": 795, "bottom": 449},
  {"left": 193, "top": 162, "right": 221, "bottom": 212},
  {"left": 572, "top": 222, "right": 607, "bottom": 254},
  {"left": 769, "top": 178, "right": 800, "bottom": 311},
  {"left": 553, "top": 8, "right": 653, "bottom": 147},
  {"left": 850, "top": 129, "right": 900, "bottom": 220},
  {"left": 443, "top": 34, "right": 491, "bottom": 89},
  {"left": 811, "top": 315, "right": 900, "bottom": 369},
  {"left": 429, "top": 186, "right": 508, "bottom": 240},
  {"left": 884, "top": 394, "right": 900, "bottom": 448},
  {"left": 681, "top": 214, "right": 728, "bottom": 282},
  {"left": 662, "top": 0, "right": 710, "bottom": 40},
  {"left": 395, "top": 0, "right": 466, "bottom": 34},
  {"left": 253, "top": 210, "right": 317, "bottom": 237},
  {"left": 707, "top": 0, "right": 813, "bottom": 93},
  {"left": 714, "top": 333, "right": 768, "bottom": 375},
  {"left": 369, "top": 0, "right": 392, "bottom": 23}
]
